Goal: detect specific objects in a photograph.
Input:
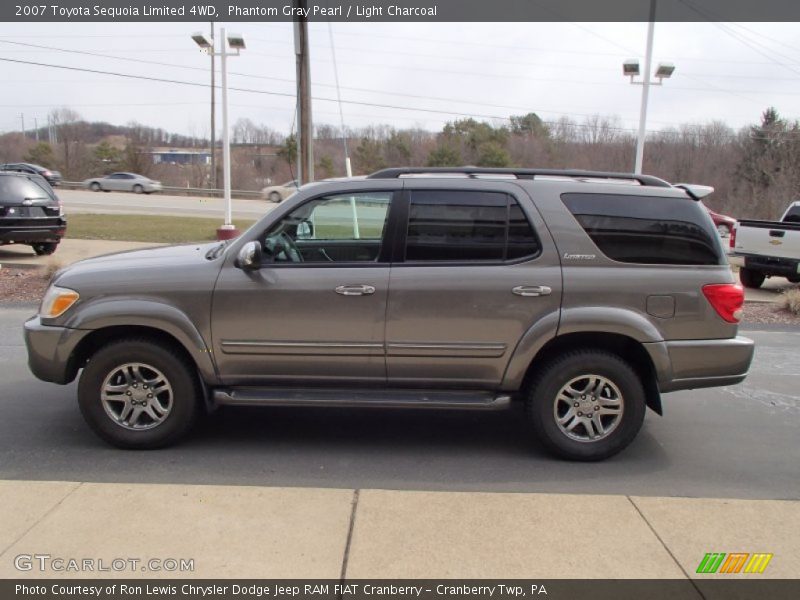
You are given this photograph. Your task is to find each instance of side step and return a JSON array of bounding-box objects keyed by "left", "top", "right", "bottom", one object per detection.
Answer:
[{"left": 213, "top": 388, "right": 512, "bottom": 411}]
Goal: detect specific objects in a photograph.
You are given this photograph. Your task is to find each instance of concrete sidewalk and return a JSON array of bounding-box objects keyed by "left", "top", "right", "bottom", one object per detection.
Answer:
[
  {"left": 0, "top": 480, "right": 797, "bottom": 579},
  {"left": 0, "top": 239, "right": 164, "bottom": 269}
]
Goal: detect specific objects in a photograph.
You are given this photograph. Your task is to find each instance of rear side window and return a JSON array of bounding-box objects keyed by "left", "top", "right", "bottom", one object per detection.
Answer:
[
  {"left": 405, "top": 191, "right": 540, "bottom": 262},
  {"left": 0, "top": 175, "right": 54, "bottom": 202},
  {"left": 561, "top": 193, "right": 724, "bottom": 265},
  {"left": 784, "top": 204, "right": 800, "bottom": 223}
]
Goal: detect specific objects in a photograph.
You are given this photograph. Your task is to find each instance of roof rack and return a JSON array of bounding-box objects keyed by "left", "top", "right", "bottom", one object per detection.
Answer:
[{"left": 366, "top": 167, "right": 672, "bottom": 188}]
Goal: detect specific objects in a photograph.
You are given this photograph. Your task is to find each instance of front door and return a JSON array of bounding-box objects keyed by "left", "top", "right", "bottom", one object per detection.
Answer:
[
  {"left": 385, "top": 182, "right": 562, "bottom": 389},
  {"left": 212, "top": 189, "right": 397, "bottom": 386}
]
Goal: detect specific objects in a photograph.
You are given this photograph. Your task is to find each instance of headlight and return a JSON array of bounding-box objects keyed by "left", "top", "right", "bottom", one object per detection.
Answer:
[{"left": 39, "top": 285, "right": 80, "bottom": 318}]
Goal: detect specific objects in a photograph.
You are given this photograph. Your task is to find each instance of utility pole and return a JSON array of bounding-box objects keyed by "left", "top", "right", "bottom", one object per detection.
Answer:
[
  {"left": 20, "top": 113, "right": 25, "bottom": 139},
  {"left": 293, "top": 0, "right": 313, "bottom": 183},
  {"left": 34, "top": 117, "right": 39, "bottom": 142},
  {"left": 209, "top": 20, "right": 217, "bottom": 189}
]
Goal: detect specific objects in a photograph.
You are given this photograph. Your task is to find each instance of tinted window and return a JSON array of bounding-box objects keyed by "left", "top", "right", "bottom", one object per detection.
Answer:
[
  {"left": 784, "top": 205, "right": 800, "bottom": 223},
  {"left": 405, "top": 191, "right": 540, "bottom": 262},
  {"left": 0, "top": 175, "right": 54, "bottom": 203},
  {"left": 561, "top": 193, "right": 724, "bottom": 265}
]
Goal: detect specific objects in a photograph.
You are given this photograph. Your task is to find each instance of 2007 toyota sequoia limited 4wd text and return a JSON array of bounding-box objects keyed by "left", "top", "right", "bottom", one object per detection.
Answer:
[{"left": 24, "top": 167, "right": 755, "bottom": 460}]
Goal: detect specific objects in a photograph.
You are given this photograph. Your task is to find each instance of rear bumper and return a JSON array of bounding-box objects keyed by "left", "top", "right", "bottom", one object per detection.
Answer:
[
  {"left": 24, "top": 316, "right": 87, "bottom": 384},
  {"left": 0, "top": 218, "right": 66, "bottom": 244},
  {"left": 646, "top": 336, "right": 755, "bottom": 393},
  {"left": 730, "top": 252, "right": 800, "bottom": 278}
]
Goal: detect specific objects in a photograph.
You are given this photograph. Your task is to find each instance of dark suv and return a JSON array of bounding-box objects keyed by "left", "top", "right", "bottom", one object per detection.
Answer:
[
  {"left": 0, "top": 172, "right": 66, "bottom": 255},
  {"left": 24, "top": 168, "right": 754, "bottom": 460},
  {"left": 0, "top": 162, "right": 62, "bottom": 187}
]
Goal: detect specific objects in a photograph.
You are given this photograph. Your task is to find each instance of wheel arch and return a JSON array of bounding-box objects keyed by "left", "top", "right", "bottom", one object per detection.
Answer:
[
  {"left": 519, "top": 331, "right": 662, "bottom": 416},
  {"left": 62, "top": 300, "right": 219, "bottom": 387}
]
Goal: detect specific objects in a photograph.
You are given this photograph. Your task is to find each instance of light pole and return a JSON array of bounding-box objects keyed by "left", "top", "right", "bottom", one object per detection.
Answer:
[
  {"left": 623, "top": 0, "right": 674, "bottom": 174},
  {"left": 192, "top": 29, "right": 246, "bottom": 240}
]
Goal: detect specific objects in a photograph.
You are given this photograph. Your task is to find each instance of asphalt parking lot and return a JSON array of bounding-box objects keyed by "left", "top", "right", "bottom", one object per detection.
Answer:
[{"left": 0, "top": 306, "right": 797, "bottom": 501}]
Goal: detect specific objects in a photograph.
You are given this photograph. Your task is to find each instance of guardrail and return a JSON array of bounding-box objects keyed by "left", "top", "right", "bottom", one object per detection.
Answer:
[{"left": 59, "top": 181, "right": 264, "bottom": 200}]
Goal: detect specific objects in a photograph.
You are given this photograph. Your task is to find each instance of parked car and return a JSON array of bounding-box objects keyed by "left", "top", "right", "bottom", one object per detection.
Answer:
[
  {"left": 0, "top": 171, "right": 66, "bottom": 255},
  {"left": 82, "top": 172, "right": 162, "bottom": 194},
  {"left": 24, "top": 167, "right": 753, "bottom": 460},
  {"left": 0, "top": 162, "right": 62, "bottom": 187},
  {"left": 261, "top": 180, "right": 299, "bottom": 203},
  {"left": 706, "top": 207, "right": 737, "bottom": 238},
  {"left": 728, "top": 201, "right": 800, "bottom": 288}
]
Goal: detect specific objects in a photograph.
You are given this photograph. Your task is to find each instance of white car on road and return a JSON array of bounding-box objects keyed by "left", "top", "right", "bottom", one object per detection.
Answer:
[
  {"left": 83, "top": 172, "right": 162, "bottom": 194},
  {"left": 261, "top": 180, "right": 299, "bottom": 203}
]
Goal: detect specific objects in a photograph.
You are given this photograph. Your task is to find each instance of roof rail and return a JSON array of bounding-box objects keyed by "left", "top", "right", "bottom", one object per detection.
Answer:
[{"left": 366, "top": 167, "right": 672, "bottom": 188}]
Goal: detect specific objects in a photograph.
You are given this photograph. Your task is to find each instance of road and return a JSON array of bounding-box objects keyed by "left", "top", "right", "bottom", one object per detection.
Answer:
[
  {"left": 1, "top": 306, "right": 798, "bottom": 500},
  {"left": 59, "top": 188, "right": 276, "bottom": 221}
]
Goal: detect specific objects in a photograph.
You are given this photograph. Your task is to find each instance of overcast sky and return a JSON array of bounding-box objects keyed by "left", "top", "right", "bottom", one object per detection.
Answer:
[{"left": 0, "top": 20, "right": 798, "bottom": 138}]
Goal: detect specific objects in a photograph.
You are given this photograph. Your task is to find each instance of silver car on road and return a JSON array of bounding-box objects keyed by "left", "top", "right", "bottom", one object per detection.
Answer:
[{"left": 83, "top": 172, "right": 162, "bottom": 194}]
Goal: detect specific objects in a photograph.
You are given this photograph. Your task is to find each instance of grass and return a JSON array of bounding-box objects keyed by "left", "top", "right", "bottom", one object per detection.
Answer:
[
  {"left": 779, "top": 288, "right": 800, "bottom": 315},
  {"left": 65, "top": 214, "right": 257, "bottom": 244}
]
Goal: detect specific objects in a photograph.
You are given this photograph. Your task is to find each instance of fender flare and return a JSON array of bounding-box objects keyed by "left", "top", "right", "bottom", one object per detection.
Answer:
[{"left": 64, "top": 298, "right": 218, "bottom": 384}]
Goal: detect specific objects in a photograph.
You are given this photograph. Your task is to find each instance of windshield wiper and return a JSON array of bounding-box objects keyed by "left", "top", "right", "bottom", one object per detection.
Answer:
[{"left": 205, "top": 241, "right": 228, "bottom": 260}]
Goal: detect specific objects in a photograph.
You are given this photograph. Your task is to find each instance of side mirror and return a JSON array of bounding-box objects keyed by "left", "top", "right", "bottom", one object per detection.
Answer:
[
  {"left": 296, "top": 220, "right": 314, "bottom": 239},
  {"left": 236, "top": 241, "right": 262, "bottom": 270}
]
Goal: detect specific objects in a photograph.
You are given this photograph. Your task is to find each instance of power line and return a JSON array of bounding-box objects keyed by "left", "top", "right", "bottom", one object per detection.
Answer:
[{"left": 2, "top": 54, "right": 799, "bottom": 140}]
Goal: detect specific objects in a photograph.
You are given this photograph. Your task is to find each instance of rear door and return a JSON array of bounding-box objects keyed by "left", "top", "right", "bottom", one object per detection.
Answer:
[{"left": 385, "top": 180, "right": 562, "bottom": 389}]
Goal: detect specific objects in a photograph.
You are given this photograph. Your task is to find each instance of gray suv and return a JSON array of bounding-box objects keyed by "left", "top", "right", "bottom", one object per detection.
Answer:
[{"left": 24, "top": 168, "right": 755, "bottom": 460}]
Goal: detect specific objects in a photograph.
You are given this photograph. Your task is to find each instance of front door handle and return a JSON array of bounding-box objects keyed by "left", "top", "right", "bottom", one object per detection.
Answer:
[
  {"left": 335, "top": 284, "right": 376, "bottom": 296},
  {"left": 512, "top": 285, "right": 552, "bottom": 297}
]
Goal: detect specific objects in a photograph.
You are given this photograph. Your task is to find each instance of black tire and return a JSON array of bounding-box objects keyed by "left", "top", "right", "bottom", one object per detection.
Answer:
[
  {"left": 90, "top": 182, "right": 101, "bottom": 192},
  {"left": 269, "top": 191, "right": 282, "bottom": 203},
  {"left": 787, "top": 276, "right": 800, "bottom": 284},
  {"left": 78, "top": 338, "right": 199, "bottom": 449},
  {"left": 133, "top": 184, "right": 144, "bottom": 194},
  {"left": 525, "top": 350, "right": 646, "bottom": 461},
  {"left": 32, "top": 242, "right": 58, "bottom": 256},
  {"left": 740, "top": 267, "right": 766, "bottom": 289}
]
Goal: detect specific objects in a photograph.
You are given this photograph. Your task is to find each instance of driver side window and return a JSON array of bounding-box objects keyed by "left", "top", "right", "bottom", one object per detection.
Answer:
[{"left": 263, "top": 191, "right": 392, "bottom": 264}]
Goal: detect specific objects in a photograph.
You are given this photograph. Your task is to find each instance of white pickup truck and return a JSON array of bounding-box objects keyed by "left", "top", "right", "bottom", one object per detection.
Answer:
[{"left": 729, "top": 201, "right": 800, "bottom": 288}]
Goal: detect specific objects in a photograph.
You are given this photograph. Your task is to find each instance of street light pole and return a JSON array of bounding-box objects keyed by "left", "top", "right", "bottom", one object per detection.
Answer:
[
  {"left": 635, "top": 15, "right": 655, "bottom": 175},
  {"left": 220, "top": 26, "right": 233, "bottom": 237},
  {"left": 624, "top": 0, "right": 674, "bottom": 175},
  {"left": 192, "top": 28, "right": 245, "bottom": 240}
]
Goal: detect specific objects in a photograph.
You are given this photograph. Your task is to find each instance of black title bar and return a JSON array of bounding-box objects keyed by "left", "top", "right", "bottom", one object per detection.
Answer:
[{"left": 3, "top": 0, "right": 800, "bottom": 22}]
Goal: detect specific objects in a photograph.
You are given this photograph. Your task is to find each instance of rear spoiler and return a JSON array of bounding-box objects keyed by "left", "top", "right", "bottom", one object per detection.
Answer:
[{"left": 674, "top": 183, "right": 714, "bottom": 201}]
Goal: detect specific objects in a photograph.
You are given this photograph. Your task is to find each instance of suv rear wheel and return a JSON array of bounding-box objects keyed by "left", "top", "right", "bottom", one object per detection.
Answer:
[
  {"left": 78, "top": 339, "right": 198, "bottom": 449},
  {"left": 526, "top": 350, "right": 646, "bottom": 461},
  {"left": 739, "top": 267, "right": 765, "bottom": 289},
  {"left": 32, "top": 242, "right": 58, "bottom": 256}
]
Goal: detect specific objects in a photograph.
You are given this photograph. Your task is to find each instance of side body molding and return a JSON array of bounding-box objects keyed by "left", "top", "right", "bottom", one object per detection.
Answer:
[{"left": 63, "top": 298, "right": 219, "bottom": 384}]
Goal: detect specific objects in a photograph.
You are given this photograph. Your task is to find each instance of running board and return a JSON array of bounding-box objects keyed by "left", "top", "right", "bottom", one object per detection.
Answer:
[{"left": 213, "top": 388, "right": 512, "bottom": 411}]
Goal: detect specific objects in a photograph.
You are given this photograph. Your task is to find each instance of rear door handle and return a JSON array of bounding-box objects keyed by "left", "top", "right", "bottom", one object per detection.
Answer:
[
  {"left": 512, "top": 285, "right": 552, "bottom": 297},
  {"left": 335, "top": 284, "right": 376, "bottom": 296}
]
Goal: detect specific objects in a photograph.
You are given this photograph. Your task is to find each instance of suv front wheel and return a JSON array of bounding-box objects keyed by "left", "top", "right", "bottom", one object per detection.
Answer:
[
  {"left": 526, "top": 350, "right": 646, "bottom": 461},
  {"left": 78, "top": 339, "right": 198, "bottom": 449}
]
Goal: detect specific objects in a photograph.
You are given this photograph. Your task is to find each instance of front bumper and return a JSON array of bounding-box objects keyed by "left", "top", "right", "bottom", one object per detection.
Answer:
[
  {"left": 24, "top": 316, "right": 88, "bottom": 384},
  {"left": 646, "top": 336, "right": 755, "bottom": 393}
]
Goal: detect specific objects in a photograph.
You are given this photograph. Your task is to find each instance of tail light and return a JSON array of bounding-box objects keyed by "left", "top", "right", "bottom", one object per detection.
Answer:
[
  {"left": 703, "top": 283, "right": 744, "bottom": 323},
  {"left": 730, "top": 223, "right": 737, "bottom": 249}
]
